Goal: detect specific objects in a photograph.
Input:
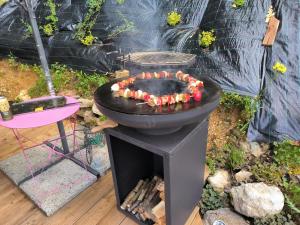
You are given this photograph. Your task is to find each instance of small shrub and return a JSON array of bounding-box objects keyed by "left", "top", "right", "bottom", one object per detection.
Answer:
[
  {"left": 75, "top": 71, "right": 108, "bottom": 97},
  {"left": 253, "top": 211, "right": 296, "bottom": 225},
  {"left": 232, "top": 0, "right": 245, "bottom": 8},
  {"left": 198, "top": 30, "right": 216, "bottom": 48},
  {"left": 206, "top": 145, "right": 230, "bottom": 171},
  {"left": 220, "top": 92, "right": 258, "bottom": 134},
  {"left": 273, "top": 61, "right": 287, "bottom": 74},
  {"left": 0, "top": 0, "right": 8, "bottom": 7},
  {"left": 167, "top": 11, "right": 181, "bottom": 26},
  {"left": 226, "top": 144, "right": 245, "bottom": 170},
  {"left": 251, "top": 162, "right": 284, "bottom": 186},
  {"left": 283, "top": 179, "right": 300, "bottom": 214},
  {"left": 28, "top": 63, "right": 108, "bottom": 98},
  {"left": 199, "top": 184, "right": 228, "bottom": 214},
  {"left": 116, "top": 0, "right": 125, "bottom": 4},
  {"left": 274, "top": 141, "right": 300, "bottom": 175},
  {"left": 42, "top": 0, "right": 58, "bottom": 36},
  {"left": 80, "top": 33, "right": 96, "bottom": 46}
]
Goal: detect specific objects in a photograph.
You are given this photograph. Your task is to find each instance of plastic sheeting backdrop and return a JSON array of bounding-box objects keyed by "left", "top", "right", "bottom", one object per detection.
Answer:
[{"left": 0, "top": 0, "right": 299, "bottom": 142}]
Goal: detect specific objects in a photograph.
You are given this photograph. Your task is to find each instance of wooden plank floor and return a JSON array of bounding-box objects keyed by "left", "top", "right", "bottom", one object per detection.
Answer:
[{"left": 0, "top": 122, "right": 203, "bottom": 225}]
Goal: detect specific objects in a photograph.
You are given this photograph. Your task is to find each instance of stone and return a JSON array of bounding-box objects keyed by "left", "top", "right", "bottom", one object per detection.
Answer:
[
  {"left": 249, "top": 142, "right": 266, "bottom": 157},
  {"left": 204, "top": 208, "right": 249, "bottom": 225},
  {"left": 208, "top": 169, "right": 231, "bottom": 193},
  {"left": 78, "top": 98, "right": 94, "bottom": 108},
  {"left": 83, "top": 110, "right": 97, "bottom": 125},
  {"left": 92, "top": 103, "right": 102, "bottom": 116},
  {"left": 235, "top": 170, "right": 253, "bottom": 183},
  {"left": 239, "top": 141, "right": 250, "bottom": 152},
  {"left": 230, "top": 182, "right": 284, "bottom": 218}
]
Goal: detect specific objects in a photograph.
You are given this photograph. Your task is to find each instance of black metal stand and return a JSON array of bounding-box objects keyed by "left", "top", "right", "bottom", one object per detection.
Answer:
[{"left": 105, "top": 120, "right": 209, "bottom": 225}]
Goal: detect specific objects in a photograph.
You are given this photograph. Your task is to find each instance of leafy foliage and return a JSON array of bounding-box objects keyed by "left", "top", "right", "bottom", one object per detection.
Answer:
[
  {"left": 220, "top": 92, "right": 258, "bottom": 134},
  {"left": 116, "top": 0, "right": 125, "bottom": 5},
  {"left": 232, "top": 0, "right": 246, "bottom": 8},
  {"left": 75, "top": 71, "right": 108, "bottom": 97},
  {"left": 251, "top": 162, "right": 284, "bottom": 186},
  {"left": 206, "top": 145, "right": 230, "bottom": 171},
  {"left": 0, "top": 0, "right": 8, "bottom": 7},
  {"left": 198, "top": 30, "right": 216, "bottom": 48},
  {"left": 199, "top": 184, "right": 228, "bottom": 214},
  {"left": 28, "top": 63, "right": 108, "bottom": 97},
  {"left": 21, "top": 19, "right": 33, "bottom": 38},
  {"left": 167, "top": 11, "right": 181, "bottom": 26},
  {"left": 253, "top": 211, "right": 296, "bottom": 225},
  {"left": 109, "top": 12, "right": 135, "bottom": 38},
  {"left": 226, "top": 144, "right": 245, "bottom": 170},
  {"left": 283, "top": 179, "right": 300, "bottom": 214},
  {"left": 42, "top": 0, "right": 58, "bottom": 36},
  {"left": 274, "top": 141, "right": 300, "bottom": 175},
  {"left": 76, "top": 0, "right": 105, "bottom": 45},
  {"left": 273, "top": 61, "right": 287, "bottom": 74}
]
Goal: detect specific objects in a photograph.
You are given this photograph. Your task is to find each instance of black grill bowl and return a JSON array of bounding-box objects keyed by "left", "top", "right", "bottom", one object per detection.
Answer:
[{"left": 94, "top": 76, "right": 221, "bottom": 135}]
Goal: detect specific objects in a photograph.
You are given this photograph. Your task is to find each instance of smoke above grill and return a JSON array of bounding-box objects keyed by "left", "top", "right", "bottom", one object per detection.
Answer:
[{"left": 129, "top": 79, "right": 188, "bottom": 96}]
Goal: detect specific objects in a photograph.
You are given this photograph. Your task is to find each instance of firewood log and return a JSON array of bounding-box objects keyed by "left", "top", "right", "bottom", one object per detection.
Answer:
[
  {"left": 120, "top": 180, "right": 144, "bottom": 210},
  {"left": 152, "top": 201, "right": 165, "bottom": 221}
]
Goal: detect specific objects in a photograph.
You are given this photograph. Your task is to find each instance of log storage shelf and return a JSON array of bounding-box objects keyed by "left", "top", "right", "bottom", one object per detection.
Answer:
[{"left": 105, "top": 120, "right": 209, "bottom": 225}]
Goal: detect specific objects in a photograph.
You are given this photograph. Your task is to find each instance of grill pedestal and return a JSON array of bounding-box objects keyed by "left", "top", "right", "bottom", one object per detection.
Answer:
[{"left": 105, "top": 119, "right": 208, "bottom": 225}]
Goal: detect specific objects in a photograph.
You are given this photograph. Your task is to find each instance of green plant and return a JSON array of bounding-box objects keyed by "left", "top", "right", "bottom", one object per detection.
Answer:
[
  {"left": 206, "top": 158, "right": 216, "bottom": 174},
  {"left": 283, "top": 179, "right": 300, "bottom": 214},
  {"left": 75, "top": 71, "right": 108, "bottom": 97},
  {"left": 206, "top": 145, "right": 230, "bottom": 171},
  {"left": 0, "top": 0, "right": 8, "bottom": 7},
  {"left": 253, "top": 211, "right": 296, "bottom": 225},
  {"left": 226, "top": 144, "right": 245, "bottom": 170},
  {"left": 116, "top": 0, "right": 125, "bottom": 4},
  {"left": 109, "top": 12, "right": 135, "bottom": 38},
  {"left": 7, "top": 53, "right": 18, "bottom": 68},
  {"left": 21, "top": 19, "right": 33, "bottom": 38},
  {"left": 199, "top": 184, "right": 228, "bottom": 214},
  {"left": 274, "top": 141, "right": 300, "bottom": 175},
  {"left": 273, "top": 61, "right": 287, "bottom": 74},
  {"left": 167, "top": 11, "right": 181, "bottom": 26},
  {"left": 42, "top": 0, "right": 58, "bottom": 36},
  {"left": 220, "top": 92, "right": 258, "bottom": 134},
  {"left": 232, "top": 0, "right": 245, "bottom": 8},
  {"left": 28, "top": 62, "right": 108, "bottom": 98},
  {"left": 198, "top": 30, "right": 216, "bottom": 48},
  {"left": 251, "top": 162, "right": 284, "bottom": 186},
  {"left": 80, "top": 32, "right": 96, "bottom": 46},
  {"left": 76, "top": 0, "right": 105, "bottom": 45}
]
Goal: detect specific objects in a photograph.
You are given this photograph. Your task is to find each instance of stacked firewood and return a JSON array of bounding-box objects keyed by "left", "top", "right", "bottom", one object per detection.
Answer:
[{"left": 121, "top": 176, "right": 166, "bottom": 225}]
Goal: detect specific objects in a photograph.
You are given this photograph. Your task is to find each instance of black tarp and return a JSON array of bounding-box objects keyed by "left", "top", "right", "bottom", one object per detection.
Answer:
[{"left": 0, "top": 0, "right": 299, "bottom": 142}]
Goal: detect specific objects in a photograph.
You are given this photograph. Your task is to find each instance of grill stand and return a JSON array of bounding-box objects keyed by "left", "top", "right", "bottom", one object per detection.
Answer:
[{"left": 105, "top": 119, "right": 208, "bottom": 225}]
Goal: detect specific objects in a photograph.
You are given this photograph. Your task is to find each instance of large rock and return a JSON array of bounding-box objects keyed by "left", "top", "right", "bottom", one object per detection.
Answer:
[
  {"left": 230, "top": 183, "right": 284, "bottom": 218},
  {"left": 239, "top": 141, "right": 269, "bottom": 158},
  {"left": 207, "top": 169, "right": 231, "bottom": 193},
  {"left": 235, "top": 170, "right": 252, "bottom": 183},
  {"left": 204, "top": 208, "right": 249, "bottom": 225}
]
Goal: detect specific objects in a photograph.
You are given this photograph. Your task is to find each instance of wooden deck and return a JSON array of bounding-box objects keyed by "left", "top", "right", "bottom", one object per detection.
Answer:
[{"left": 0, "top": 122, "right": 203, "bottom": 225}]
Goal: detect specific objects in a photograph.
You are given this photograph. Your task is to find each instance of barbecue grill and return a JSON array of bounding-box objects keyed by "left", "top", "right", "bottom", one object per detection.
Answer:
[
  {"left": 94, "top": 51, "right": 221, "bottom": 225},
  {"left": 94, "top": 75, "right": 221, "bottom": 135}
]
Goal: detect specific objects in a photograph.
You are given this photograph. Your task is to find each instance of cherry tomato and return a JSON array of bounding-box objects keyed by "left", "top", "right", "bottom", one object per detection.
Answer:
[
  {"left": 193, "top": 91, "right": 202, "bottom": 102},
  {"left": 144, "top": 94, "right": 150, "bottom": 101},
  {"left": 157, "top": 97, "right": 162, "bottom": 106},
  {"left": 184, "top": 94, "right": 191, "bottom": 103}
]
